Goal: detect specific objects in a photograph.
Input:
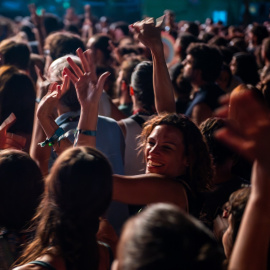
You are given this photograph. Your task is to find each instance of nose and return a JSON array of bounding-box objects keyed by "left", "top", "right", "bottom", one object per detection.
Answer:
[{"left": 148, "top": 143, "right": 160, "bottom": 156}]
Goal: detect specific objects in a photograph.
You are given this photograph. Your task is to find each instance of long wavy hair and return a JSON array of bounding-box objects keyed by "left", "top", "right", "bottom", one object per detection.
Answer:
[
  {"left": 140, "top": 113, "right": 213, "bottom": 194},
  {"left": 16, "top": 147, "right": 113, "bottom": 270}
]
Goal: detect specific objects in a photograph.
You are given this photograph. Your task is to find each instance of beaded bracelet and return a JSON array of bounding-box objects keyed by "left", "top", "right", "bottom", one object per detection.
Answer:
[
  {"left": 74, "top": 129, "right": 97, "bottom": 146},
  {"left": 38, "top": 127, "right": 65, "bottom": 147}
]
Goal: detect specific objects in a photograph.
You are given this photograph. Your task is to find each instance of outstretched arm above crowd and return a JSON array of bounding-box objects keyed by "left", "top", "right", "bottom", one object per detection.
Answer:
[
  {"left": 215, "top": 92, "right": 270, "bottom": 270},
  {"left": 131, "top": 17, "right": 176, "bottom": 114}
]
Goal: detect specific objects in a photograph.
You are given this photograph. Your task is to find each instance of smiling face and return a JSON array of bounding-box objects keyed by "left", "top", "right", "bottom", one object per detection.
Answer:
[{"left": 144, "top": 125, "right": 188, "bottom": 178}]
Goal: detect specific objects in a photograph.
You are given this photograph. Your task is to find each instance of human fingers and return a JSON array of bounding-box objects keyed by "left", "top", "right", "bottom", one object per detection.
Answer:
[
  {"left": 61, "top": 74, "right": 69, "bottom": 96},
  {"left": 96, "top": 72, "right": 110, "bottom": 95},
  {"left": 63, "top": 67, "right": 77, "bottom": 85},
  {"left": 67, "top": 56, "right": 83, "bottom": 78},
  {"left": 77, "top": 47, "right": 90, "bottom": 73},
  {"left": 48, "top": 82, "right": 58, "bottom": 94},
  {"left": 155, "top": 15, "right": 165, "bottom": 28},
  {"left": 84, "top": 49, "right": 97, "bottom": 83}
]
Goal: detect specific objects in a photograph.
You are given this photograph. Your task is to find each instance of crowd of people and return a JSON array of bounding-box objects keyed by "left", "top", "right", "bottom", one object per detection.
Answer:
[{"left": 0, "top": 4, "right": 270, "bottom": 270}]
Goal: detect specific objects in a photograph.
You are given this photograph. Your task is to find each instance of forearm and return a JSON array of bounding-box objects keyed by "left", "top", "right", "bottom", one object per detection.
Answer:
[
  {"left": 38, "top": 115, "right": 72, "bottom": 156},
  {"left": 151, "top": 44, "right": 176, "bottom": 114},
  {"left": 75, "top": 106, "right": 98, "bottom": 147},
  {"left": 30, "top": 110, "right": 50, "bottom": 176},
  {"left": 229, "top": 161, "right": 270, "bottom": 270},
  {"left": 113, "top": 174, "right": 187, "bottom": 210}
]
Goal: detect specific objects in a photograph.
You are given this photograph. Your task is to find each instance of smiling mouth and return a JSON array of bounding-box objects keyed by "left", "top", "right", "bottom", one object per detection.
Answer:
[{"left": 147, "top": 160, "right": 163, "bottom": 167}]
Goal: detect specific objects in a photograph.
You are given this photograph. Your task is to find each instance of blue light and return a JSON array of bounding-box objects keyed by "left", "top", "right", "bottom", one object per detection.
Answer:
[{"left": 213, "top": 10, "right": 227, "bottom": 25}]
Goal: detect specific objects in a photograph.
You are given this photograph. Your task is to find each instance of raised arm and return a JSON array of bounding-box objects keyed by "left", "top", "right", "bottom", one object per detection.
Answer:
[
  {"left": 37, "top": 77, "right": 72, "bottom": 156},
  {"left": 215, "top": 92, "right": 270, "bottom": 270},
  {"left": 113, "top": 173, "right": 188, "bottom": 211},
  {"left": 131, "top": 17, "right": 176, "bottom": 113},
  {"left": 64, "top": 48, "right": 110, "bottom": 147}
]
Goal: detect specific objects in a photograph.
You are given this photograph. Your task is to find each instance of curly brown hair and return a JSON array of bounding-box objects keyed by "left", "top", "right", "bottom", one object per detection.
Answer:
[{"left": 140, "top": 113, "right": 213, "bottom": 194}]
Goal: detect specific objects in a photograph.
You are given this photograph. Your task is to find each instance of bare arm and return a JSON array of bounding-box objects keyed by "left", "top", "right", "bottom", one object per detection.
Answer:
[
  {"left": 131, "top": 17, "right": 176, "bottom": 114},
  {"left": 64, "top": 48, "right": 110, "bottom": 147},
  {"left": 215, "top": 91, "right": 270, "bottom": 270},
  {"left": 113, "top": 173, "right": 188, "bottom": 211}
]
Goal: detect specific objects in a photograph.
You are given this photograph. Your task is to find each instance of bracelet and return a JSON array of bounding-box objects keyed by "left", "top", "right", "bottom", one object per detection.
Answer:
[
  {"left": 35, "top": 98, "right": 41, "bottom": 104},
  {"left": 38, "top": 127, "right": 65, "bottom": 147},
  {"left": 74, "top": 128, "right": 97, "bottom": 146}
]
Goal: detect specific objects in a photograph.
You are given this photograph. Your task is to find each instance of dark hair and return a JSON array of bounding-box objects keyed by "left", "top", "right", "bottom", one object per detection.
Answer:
[
  {"left": 185, "top": 22, "right": 200, "bottom": 37},
  {"left": 177, "top": 33, "right": 198, "bottom": 60},
  {"left": 208, "top": 36, "right": 228, "bottom": 47},
  {"left": 187, "top": 43, "right": 222, "bottom": 82},
  {"left": 88, "top": 34, "right": 112, "bottom": 60},
  {"left": 16, "top": 147, "right": 113, "bottom": 269},
  {"left": 111, "top": 22, "right": 129, "bottom": 36},
  {"left": 0, "top": 65, "right": 35, "bottom": 134},
  {"left": 200, "top": 117, "right": 235, "bottom": 165},
  {"left": 131, "top": 61, "right": 155, "bottom": 114},
  {"left": 262, "top": 37, "right": 270, "bottom": 61},
  {"left": 119, "top": 203, "right": 224, "bottom": 270},
  {"left": 232, "top": 52, "right": 259, "bottom": 86},
  {"left": 140, "top": 113, "right": 213, "bottom": 193},
  {"left": 0, "top": 40, "right": 30, "bottom": 70},
  {"left": 0, "top": 149, "right": 43, "bottom": 230},
  {"left": 43, "top": 13, "right": 62, "bottom": 35},
  {"left": 44, "top": 31, "right": 85, "bottom": 61},
  {"left": 228, "top": 187, "right": 250, "bottom": 243},
  {"left": 250, "top": 24, "right": 269, "bottom": 45}
]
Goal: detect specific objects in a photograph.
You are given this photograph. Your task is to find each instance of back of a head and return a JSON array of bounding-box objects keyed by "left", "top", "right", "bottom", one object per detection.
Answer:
[
  {"left": 130, "top": 61, "right": 155, "bottom": 113},
  {"left": 0, "top": 65, "right": 35, "bottom": 134},
  {"left": 200, "top": 117, "right": 235, "bottom": 166},
  {"left": 0, "top": 149, "right": 43, "bottom": 230},
  {"left": 87, "top": 34, "right": 111, "bottom": 60},
  {"left": 43, "top": 13, "right": 62, "bottom": 35},
  {"left": 250, "top": 24, "right": 269, "bottom": 45},
  {"left": 187, "top": 43, "right": 222, "bottom": 82},
  {"left": 178, "top": 33, "right": 198, "bottom": 60},
  {"left": 233, "top": 52, "right": 259, "bottom": 85},
  {"left": 48, "top": 55, "right": 81, "bottom": 111},
  {"left": 0, "top": 40, "right": 30, "bottom": 71},
  {"left": 185, "top": 22, "right": 200, "bottom": 37},
  {"left": 47, "top": 146, "right": 113, "bottom": 222},
  {"left": 45, "top": 31, "right": 85, "bottom": 61},
  {"left": 16, "top": 147, "right": 112, "bottom": 269},
  {"left": 117, "top": 203, "right": 223, "bottom": 270}
]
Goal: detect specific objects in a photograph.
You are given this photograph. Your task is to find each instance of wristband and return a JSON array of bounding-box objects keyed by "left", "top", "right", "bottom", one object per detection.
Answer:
[
  {"left": 38, "top": 127, "right": 65, "bottom": 147},
  {"left": 74, "top": 128, "right": 97, "bottom": 146}
]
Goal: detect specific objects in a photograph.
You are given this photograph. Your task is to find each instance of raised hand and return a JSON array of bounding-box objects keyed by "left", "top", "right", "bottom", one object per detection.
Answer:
[
  {"left": 130, "top": 16, "right": 165, "bottom": 51},
  {"left": 37, "top": 75, "right": 69, "bottom": 123},
  {"left": 64, "top": 47, "right": 110, "bottom": 109},
  {"left": 215, "top": 91, "right": 270, "bottom": 167},
  {"left": 0, "top": 113, "right": 26, "bottom": 150}
]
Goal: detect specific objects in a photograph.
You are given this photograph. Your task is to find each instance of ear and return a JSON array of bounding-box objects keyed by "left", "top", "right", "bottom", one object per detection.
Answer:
[{"left": 129, "top": 86, "right": 134, "bottom": 96}]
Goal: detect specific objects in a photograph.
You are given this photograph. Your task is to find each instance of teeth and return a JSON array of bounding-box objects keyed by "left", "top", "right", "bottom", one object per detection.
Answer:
[{"left": 148, "top": 160, "right": 163, "bottom": 167}]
